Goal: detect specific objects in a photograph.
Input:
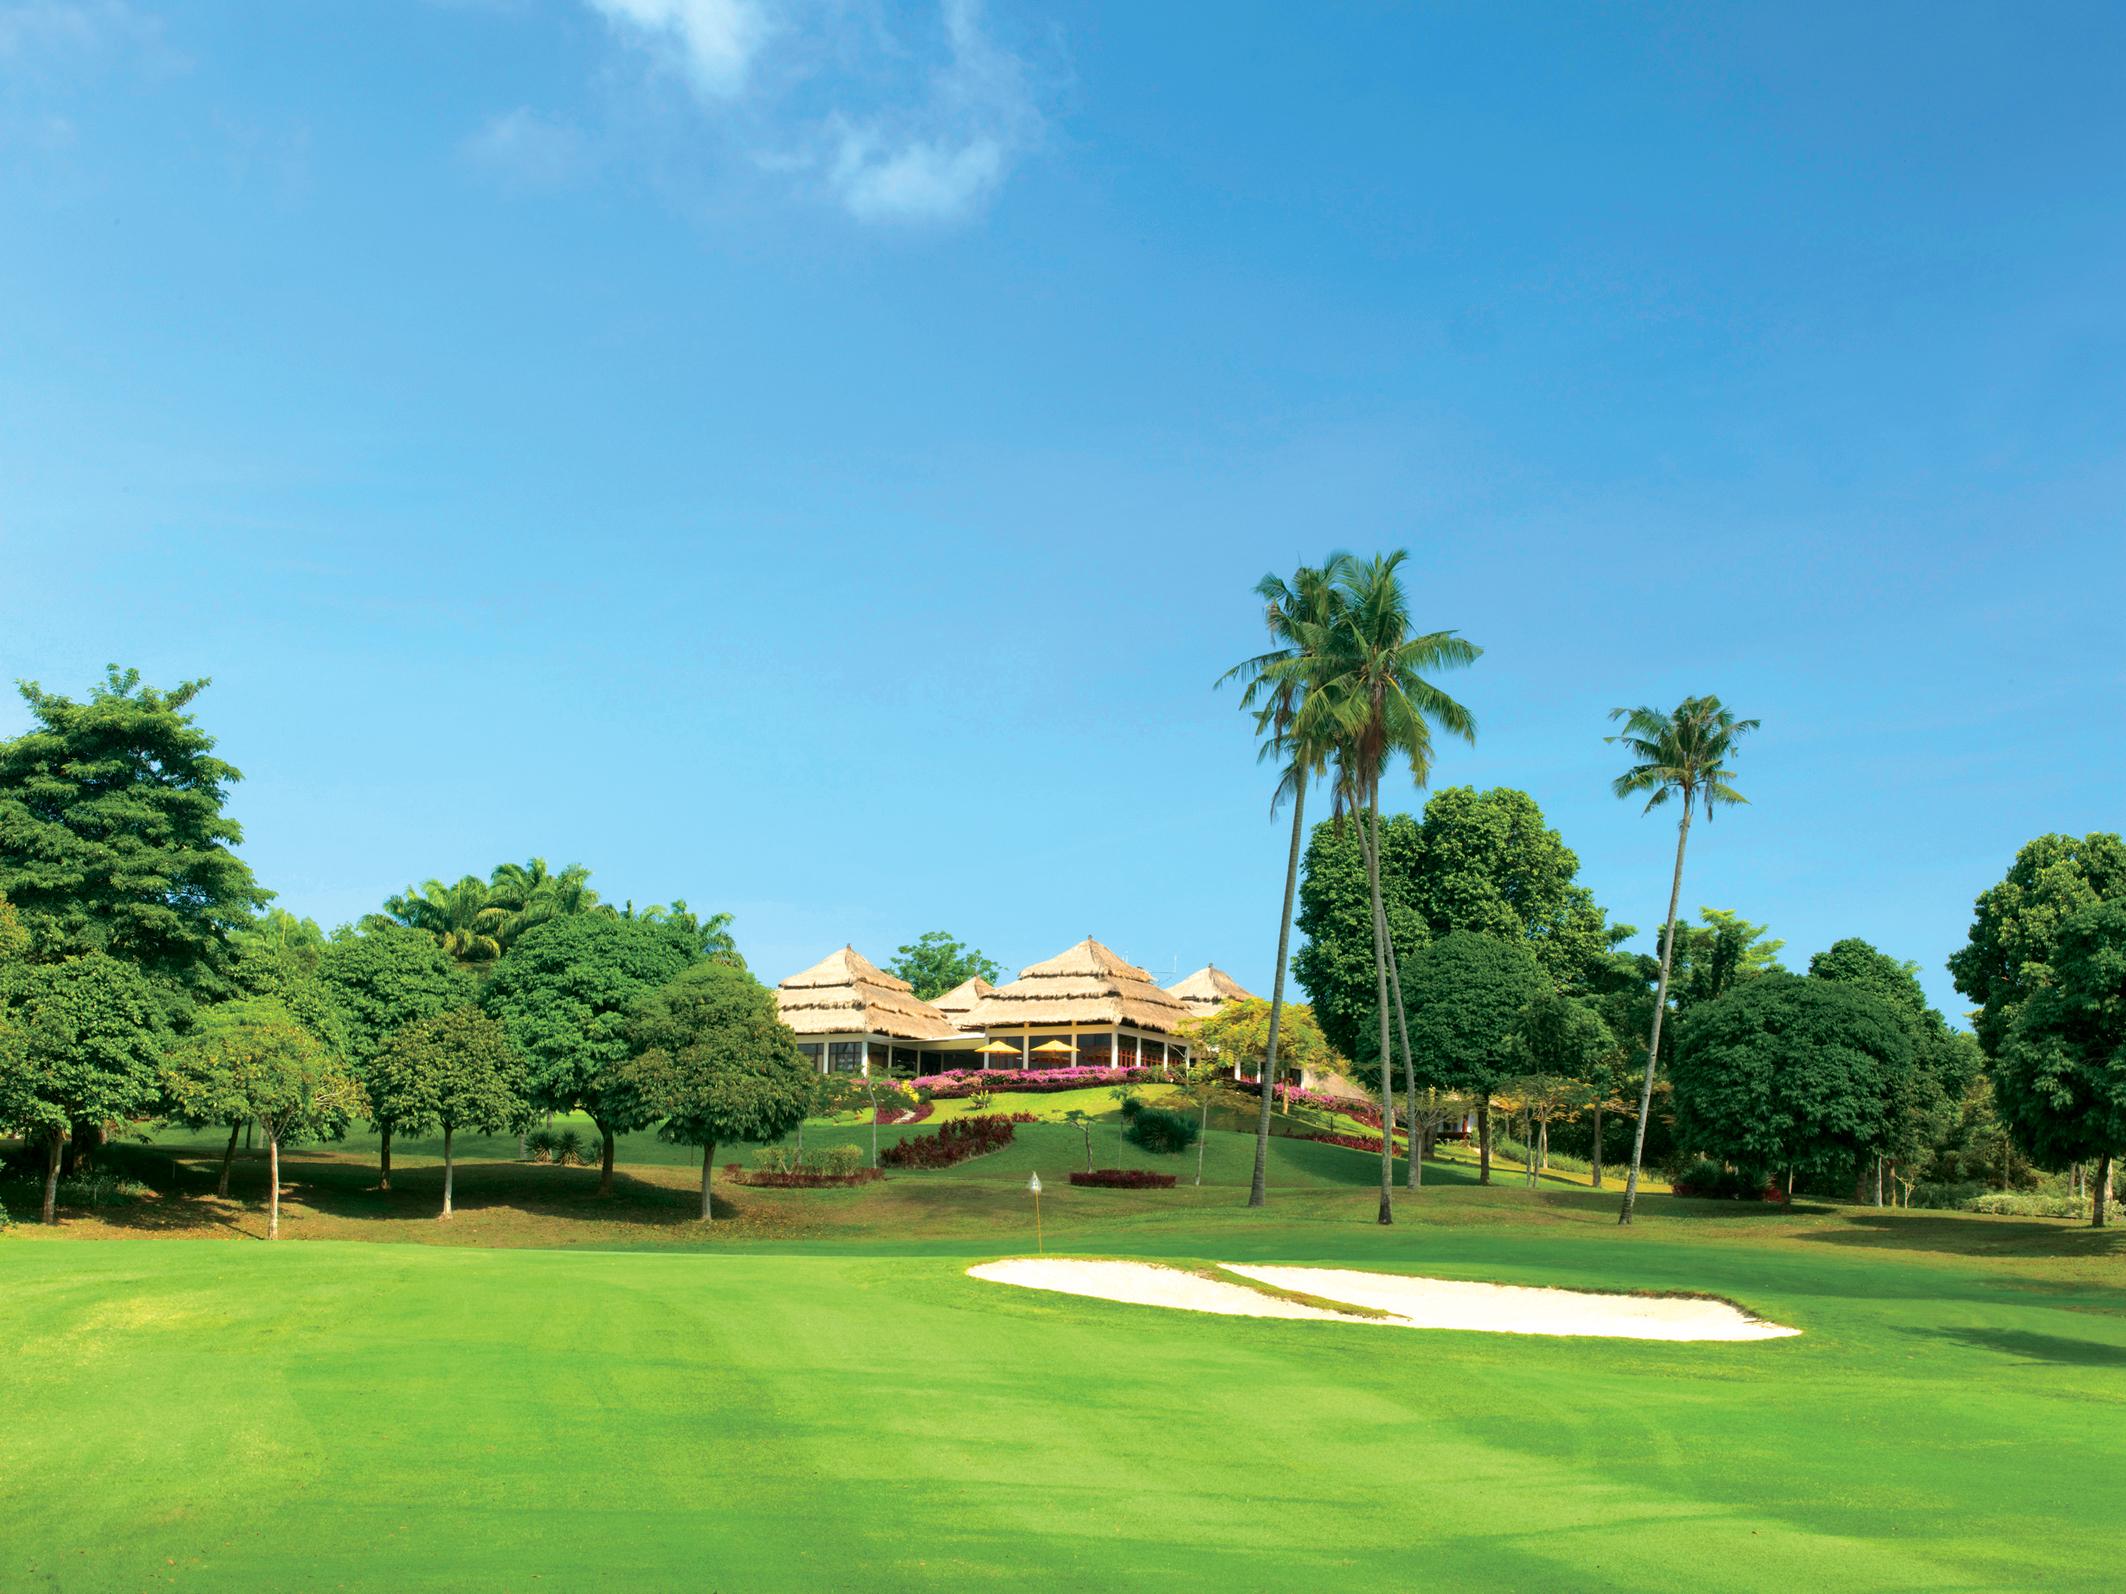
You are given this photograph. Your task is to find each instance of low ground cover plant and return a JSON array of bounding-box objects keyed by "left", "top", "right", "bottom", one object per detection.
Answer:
[
  {"left": 1069, "top": 1168, "right": 1175, "bottom": 1188},
  {"left": 1123, "top": 1106, "right": 1199, "bottom": 1155},
  {"left": 879, "top": 1114, "right": 1017, "bottom": 1169},
  {"left": 525, "top": 1128, "right": 597, "bottom": 1167},
  {"left": 733, "top": 1144, "right": 877, "bottom": 1186},
  {"left": 1961, "top": 1190, "right": 2089, "bottom": 1219}
]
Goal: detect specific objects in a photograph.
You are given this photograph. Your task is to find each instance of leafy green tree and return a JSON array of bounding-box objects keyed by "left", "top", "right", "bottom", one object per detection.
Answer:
[
  {"left": 886, "top": 931, "right": 1001, "bottom": 1001},
  {"left": 1670, "top": 974, "right": 1907, "bottom": 1196},
  {"left": 317, "top": 926, "right": 472, "bottom": 1188},
  {"left": 1671, "top": 909, "right": 1786, "bottom": 1015},
  {"left": 0, "top": 952, "right": 166, "bottom": 1223},
  {"left": 235, "top": 909, "right": 329, "bottom": 972},
  {"left": 369, "top": 1006, "right": 527, "bottom": 1218},
  {"left": 1061, "top": 1107, "right": 1097, "bottom": 1172},
  {"left": 163, "top": 996, "right": 364, "bottom": 1239},
  {"left": 1395, "top": 932, "right": 1547, "bottom": 1185},
  {"left": 1991, "top": 901, "right": 2126, "bottom": 1226},
  {"left": 1180, "top": 1059, "right": 1227, "bottom": 1186},
  {"left": 1578, "top": 948, "right": 1658, "bottom": 1185},
  {"left": 625, "top": 900, "right": 743, "bottom": 966},
  {"left": 1605, "top": 695, "right": 1758, "bottom": 1226},
  {"left": 0, "top": 891, "right": 25, "bottom": 962},
  {"left": 1408, "top": 786, "right": 1622, "bottom": 988},
  {"left": 481, "top": 912, "right": 697, "bottom": 1194},
  {"left": 617, "top": 963, "right": 815, "bottom": 1220},
  {"left": 1949, "top": 833, "right": 2126, "bottom": 1055},
  {"left": 0, "top": 667, "right": 268, "bottom": 1011},
  {"left": 1498, "top": 1072, "right": 1597, "bottom": 1186},
  {"left": 1219, "top": 554, "right": 1350, "bottom": 1208},
  {"left": 485, "top": 858, "right": 600, "bottom": 948},
  {"left": 1809, "top": 936, "right": 1980, "bottom": 1201},
  {"left": 1178, "top": 998, "right": 1338, "bottom": 1092}
]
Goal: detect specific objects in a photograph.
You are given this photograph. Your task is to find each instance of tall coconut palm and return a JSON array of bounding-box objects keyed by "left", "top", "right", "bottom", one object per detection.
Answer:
[
  {"left": 1313, "top": 553, "right": 1480, "bottom": 1224},
  {"left": 1219, "top": 555, "right": 1352, "bottom": 1208},
  {"left": 1607, "top": 695, "right": 1758, "bottom": 1226},
  {"left": 376, "top": 875, "right": 505, "bottom": 967}
]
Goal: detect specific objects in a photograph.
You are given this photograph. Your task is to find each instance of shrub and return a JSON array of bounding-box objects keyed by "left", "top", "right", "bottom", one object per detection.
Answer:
[
  {"left": 814, "top": 1144, "right": 863, "bottom": 1178},
  {"left": 1670, "top": 1158, "right": 1784, "bottom": 1202},
  {"left": 57, "top": 1173, "right": 150, "bottom": 1208},
  {"left": 875, "top": 1101, "right": 934, "bottom": 1125},
  {"left": 1302, "top": 1130, "right": 1406, "bottom": 1155},
  {"left": 0, "top": 1196, "right": 11, "bottom": 1230},
  {"left": 880, "top": 1114, "right": 1018, "bottom": 1169},
  {"left": 1123, "top": 1106, "right": 1198, "bottom": 1155},
  {"left": 1069, "top": 1168, "right": 1175, "bottom": 1189},
  {"left": 1961, "top": 1191, "right": 2089, "bottom": 1219},
  {"left": 916, "top": 1066, "right": 1161, "bottom": 1100},
  {"left": 527, "top": 1128, "right": 595, "bottom": 1167},
  {"left": 1908, "top": 1180, "right": 1987, "bottom": 1211},
  {"left": 1116, "top": 1093, "right": 1145, "bottom": 1120}
]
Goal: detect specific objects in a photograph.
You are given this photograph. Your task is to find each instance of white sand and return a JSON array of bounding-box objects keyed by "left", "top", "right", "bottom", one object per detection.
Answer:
[{"left": 968, "top": 1258, "right": 1799, "bottom": 1343}]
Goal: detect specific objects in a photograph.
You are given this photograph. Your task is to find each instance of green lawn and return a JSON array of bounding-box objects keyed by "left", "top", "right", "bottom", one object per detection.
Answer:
[{"left": 2, "top": 1116, "right": 2122, "bottom": 1592}]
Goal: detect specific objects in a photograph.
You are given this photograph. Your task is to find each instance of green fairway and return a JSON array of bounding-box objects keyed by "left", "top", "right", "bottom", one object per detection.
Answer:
[{"left": 4, "top": 1122, "right": 2123, "bottom": 1592}]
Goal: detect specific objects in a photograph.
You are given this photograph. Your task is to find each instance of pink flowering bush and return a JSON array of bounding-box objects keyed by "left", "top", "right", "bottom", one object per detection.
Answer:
[{"left": 915, "top": 1065, "right": 1162, "bottom": 1100}]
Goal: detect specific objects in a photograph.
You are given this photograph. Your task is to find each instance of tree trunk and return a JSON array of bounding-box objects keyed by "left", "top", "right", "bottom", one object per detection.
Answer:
[
  {"left": 1249, "top": 781, "right": 1307, "bottom": 1209},
  {"left": 1875, "top": 1155, "right": 1884, "bottom": 1208},
  {"left": 267, "top": 1132, "right": 282, "bottom": 1240},
  {"left": 41, "top": 1130, "right": 62, "bottom": 1224},
  {"left": 218, "top": 1122, "right": 240, "bottom": 1198},
  {"left": 1621, "top": 804, "right": 1692, "bottom": 1227},
  {"left": 2095, "top": 1152, "right": 2113, "bottom": 1229},
  {"left": 1363, "top": 789, "right": 1395, "bottom": 1226},
  {"left": 1539, "top": 1118, "right": 1549, "bottom": 1173},
  {"left": 1196, "top": 1097, "right": 1209, "bottom": 1186},
  {"left": 1590, "top": 1102, "right": 1604, "bottom": 1188},
  {"left": 870, "top": 1092, "right": 881, "bottom": 1171},
  {"left": 599, "top": 1123, "right": 616, "bottom": 1196},
  {"left": 441, "top": 1124, "right": 455, "bottom": 1219},
  {"left": 1478, "top": 1101, "right": 1492, "bottom": 1185},
  {"left": 1365, "top": 807, "right": 1421, "bottom": 1195},
  {"left": 699, "top": 1142, "right": 717, "bottom": 1221},
  {"left": 379, "top": 1123, "right": 393, "bottom": 1192}
]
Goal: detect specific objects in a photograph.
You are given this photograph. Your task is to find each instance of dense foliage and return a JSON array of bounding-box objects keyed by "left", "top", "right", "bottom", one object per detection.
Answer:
[
  {"left": 1949, "top": 832, "right": 2126, "bottom": 1053},
  {"left": 879, "top": 1114, "right": 1018, "bottom": 1168},
  {"left": 1177, "top": 997, "right": 1337, "bottom": 1085},
  {"left": 887, "top": 931, "right": 1001, "bottom": 1000}
]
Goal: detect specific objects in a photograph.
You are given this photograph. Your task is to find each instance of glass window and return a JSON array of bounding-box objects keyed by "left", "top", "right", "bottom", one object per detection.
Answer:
[
  {"left": 798, "top": 1043, "right": 824, "bottom": 1072},
  {"left": 1077, "top": 1033, "right": 1113, "bottom": 1069},
  {"left": 829, "top": 1041, "right": 864, "bottom": 1075},
  {"left": 1116, "top": 1034, "right": 1138, "bottom": 1067},
  {"left": 892, "top": 1047, "right": 917, "bottom": 1077}
]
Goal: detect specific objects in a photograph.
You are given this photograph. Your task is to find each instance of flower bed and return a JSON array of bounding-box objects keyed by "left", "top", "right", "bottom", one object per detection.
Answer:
[
  {"left": 725, "top": 1164, "right": 884, "bottom": 1188},
  {"left": 880, "top": 1114, "right": 1018, "bottom": 1169},
  {"left": 1069, "top": 1168, "right": 1176, "bottom": 1189},
  {"left": 874, "top": 1102, "right": 936, "bottom": 1125},
  {"left": 1301, "top": 1131, "right": 1408, "bottom": 1155},
  {"left": 916, "top": 1066, "right": 1162, "bottom": 1099}
]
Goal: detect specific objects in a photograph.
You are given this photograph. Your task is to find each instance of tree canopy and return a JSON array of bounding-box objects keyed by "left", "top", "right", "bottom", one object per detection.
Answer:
[
  {"left": 618, "top": 962, "right": 815, "bottom": 1219},
  {"left": 317, "top": 925, "right": 472, "bottom": 1068},
  {"left": 1949, "top": 832, "right": 2126, "bottom": 1054},
  {"left": 480, "top": 912, "right": 699, "bottom": 1188},
  {"left": 367, "top": 1005, "right": 526, "bottom": 1216},
  {"left": 1178, "top": 997, "right": 1339, "bottom": 1086},
  {"left": 1991, "top": 900, "right": 2126, "bottom": 1220},
  {"left": 1291, "top": 813, "right": 1426, "bottom": 1064},
  {"left": 0, "top": 667, "right": 268, "bottom": 1010},
  {"left": 887, "top": 931, "right": 1002, "bottom": 1001},
  {"left": 1670, "top": 973, "right": 1910, "bottom": 1185},
  {"left": 1670, "top": 909, "right": 1786, "bottom": 1015},
  {"left": 1389, "top": 931, "right": 1548, "bottom": 1101}
]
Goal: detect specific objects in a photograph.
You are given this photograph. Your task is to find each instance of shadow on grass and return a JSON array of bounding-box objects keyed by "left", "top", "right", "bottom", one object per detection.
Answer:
[
  {"left": 1802, "top": 1211, "right": 2126, "bottom": 1260},
  {"left": 1912, "top": 1325, "right": 2126, "bottom": 1368}
]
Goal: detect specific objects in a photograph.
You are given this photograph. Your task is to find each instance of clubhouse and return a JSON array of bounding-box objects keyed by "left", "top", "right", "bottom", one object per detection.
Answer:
[{"left": 774, "top": 938, "right": 1253, "bottom": 1078}]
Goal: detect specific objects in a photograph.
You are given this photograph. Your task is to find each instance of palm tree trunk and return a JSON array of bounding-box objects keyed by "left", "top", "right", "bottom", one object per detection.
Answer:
[
  {"left": 41, "top": 1129, "right": 62, "bottom": 1224},
  {"left": 700, "top": 1142, "right": 718, "bottom": 1221},
  {"left": 1364, "top": 788, "right": 1395, "bottom": 1226},
  {"left": 1365, "top": 807, "right": 1422, "bottom": 1194},
  {"left": 1590, "top": 1102, "right": 1604, "bottom": 1188},
  {"left": 267, "top": 1131, "right": 282, "bottom": 1240},
  {"left": 441, "top": 1125, "right": 455, "bottom": 1219},
  {"left": 218, "top": 1122, "right": 239, "bottom": 1198},
  {"left": 1621, "top": 805, "right": 1693, "bottom": 1227},
  {"left": 1248, "top": 781, "right": 1307, "bottom": 1209}
]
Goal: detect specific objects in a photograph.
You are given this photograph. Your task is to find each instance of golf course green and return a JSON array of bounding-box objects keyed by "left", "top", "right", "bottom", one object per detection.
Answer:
[{"left": 3, "top": 1105, "right": 2121, "bottom": 1591}]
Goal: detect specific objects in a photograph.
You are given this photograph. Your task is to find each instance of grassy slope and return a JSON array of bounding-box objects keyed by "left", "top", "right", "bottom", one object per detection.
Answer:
[{"left": 2, "top": 1114, "right": 2122, "bottom": 1592}]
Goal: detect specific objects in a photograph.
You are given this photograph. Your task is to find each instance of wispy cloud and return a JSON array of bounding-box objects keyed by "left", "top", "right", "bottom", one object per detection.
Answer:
[
  {"left": 0, "top": 0, "right": 175, "bottom": 68},
  {"left": 500, "top": 0, "right": 1048, "bottom": 224},
  {"left": 460, "top": 106, "right": 590, "bottom": 188}
]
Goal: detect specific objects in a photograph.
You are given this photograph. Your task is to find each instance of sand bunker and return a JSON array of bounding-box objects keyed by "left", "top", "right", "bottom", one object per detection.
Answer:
[{"left": 968, "top": 1259, "right": 1798, "bottom": 1343}]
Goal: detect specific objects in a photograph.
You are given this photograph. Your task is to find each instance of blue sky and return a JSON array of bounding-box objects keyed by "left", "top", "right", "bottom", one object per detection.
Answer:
[{"left": 3, "top": 1, "right": 2121, "bottom": 1017}]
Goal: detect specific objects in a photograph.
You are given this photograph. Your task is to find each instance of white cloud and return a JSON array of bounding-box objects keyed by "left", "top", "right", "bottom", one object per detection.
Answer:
[
  {"left": 0, "top": 0, "right": 172, "bottom": 66},
  {"left": 585, "top": 0, "right": 766, "bottom": 100},
  {"left": 461, "top": 107, "right": 589, "bottom": 187},
  {"left": 559, "top": 0, "right": 1045, "bottom": 224}
]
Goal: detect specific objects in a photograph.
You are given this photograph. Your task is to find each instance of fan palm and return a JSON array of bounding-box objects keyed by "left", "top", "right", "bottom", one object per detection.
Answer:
[
  {"left": 378, "top": 876, "right": 505, "bottom": 967},
  {"left": 1309, "top": 552, "right": 1479, "bottom": 1224},
  {"left": 1606, "top": 695, "right": 1758, "bottom": 1226},
  {"left": 1219, "top": 554, "right": 1352, "bottom": 1209}
]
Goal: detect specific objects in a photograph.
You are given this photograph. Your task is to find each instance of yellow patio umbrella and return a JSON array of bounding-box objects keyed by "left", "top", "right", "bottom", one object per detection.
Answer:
[
  {"left": 975, "top": 1040, "right": 1021, "bottom": 1069},
  {"left": 1031, "top": 1039, "right": 1079, "bottom": 1055}
]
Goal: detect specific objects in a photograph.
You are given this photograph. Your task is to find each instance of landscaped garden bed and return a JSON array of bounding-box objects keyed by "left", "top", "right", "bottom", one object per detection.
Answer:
[
  {"left": 725, "top": 1165, "right": 884, "bottom": 1188},
  {"left": 916, "top": 1065, "right": 1161, "bottom": 1099},
  {"left": 879, "top": 1114, "right": 1018, "bottom": 1169},
  {"left": 1069, "top": 1168, "right": 1175, "bottom": 1189}
]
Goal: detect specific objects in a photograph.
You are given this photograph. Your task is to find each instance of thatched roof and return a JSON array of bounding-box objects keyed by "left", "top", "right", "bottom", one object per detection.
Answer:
[
  {"left": 775, "top": 946, "right": 963, "bottom": 1042},
  {"left": 969, "top": 938, "right": 1194, "bottom": 1036},
  {"left": 931, "top": 975, "right": 995, "bottom": 1029},
  {"left": 1166, "top": 965, "right": 1254, "bottom": 1019}
]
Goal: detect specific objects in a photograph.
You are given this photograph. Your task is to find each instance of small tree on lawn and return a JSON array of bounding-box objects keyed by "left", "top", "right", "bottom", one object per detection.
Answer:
[
  {"left": 0, "top": 952, "right": 165, "bottom": 1224},
  {"left": 1993, "top": 900, "right": 2126, "bottom": 1227},
  {"left": 857, "top": 1052, "right": 919, "bottom": 1171},
  {"left": 1181, "top": 1059, "right": 1225, "bottom": 1186},
  {"left": 163, "top": 997, "right": 365, "bottom": 1239},
  {"left": 619, "top": 963, "right": 814, "bottom": 1221},
  {"left": 1398, "top": 932, "right": 1547, "bottom": 1186},
  {"left": 1507, "top": 992, "right": 1615, "bottom": 1186},
  {"left": 371, "top": 1006, "right": 527, "bottom": 1218},
  {"left": 1062, "top": 1108, "right": 1096, "bottom": 1171},
  {"left": 317, "top": 925, "right": 471, "bottom": 1189}
]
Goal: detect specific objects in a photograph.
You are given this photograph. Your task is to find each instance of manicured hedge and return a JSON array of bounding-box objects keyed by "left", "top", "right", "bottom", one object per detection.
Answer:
[
  {"left": 1069, "top": 1169, "right": 1175, "bottom": 1189},
  {"left": 880, "top": 1114, "right": 1018, "bottom": 1169}
]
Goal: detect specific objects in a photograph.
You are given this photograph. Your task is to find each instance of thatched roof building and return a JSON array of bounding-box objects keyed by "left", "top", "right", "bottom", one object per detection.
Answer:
[
  {"left": 775, "top": 945, "right": 962, "bottom": 1041},
  {"left": 973, "top": 938, "right": 1193, "bottom": 1033},
  {"left": 1166, "top": 964, "right": 1254, "bottom": 1021},
  {"left": 931, "top": 975, "right": 994, "bottom": 1030}
]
